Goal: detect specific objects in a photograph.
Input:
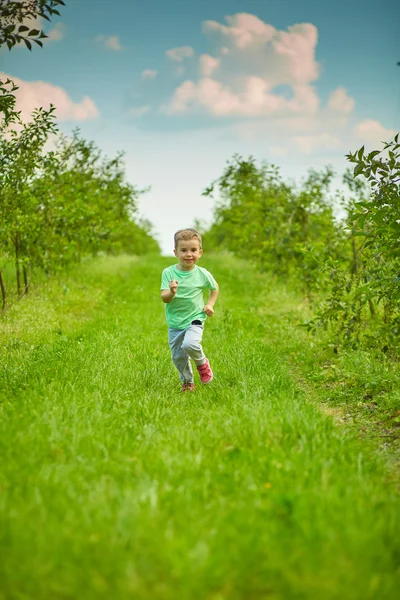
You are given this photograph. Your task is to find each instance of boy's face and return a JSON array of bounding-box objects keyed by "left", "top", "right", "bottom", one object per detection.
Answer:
[{"left": 174, "top": 238, "right": 202, "bottom": 270}]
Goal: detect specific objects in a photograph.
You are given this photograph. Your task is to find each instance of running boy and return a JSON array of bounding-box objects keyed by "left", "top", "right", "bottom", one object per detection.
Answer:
[{"left": 160, "top": 228, "right": 219, "bottom": 392}]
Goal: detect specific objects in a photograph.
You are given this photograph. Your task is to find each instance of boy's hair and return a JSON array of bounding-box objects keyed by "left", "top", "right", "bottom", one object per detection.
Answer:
[{"left": 174, "top": 228, "right": 202, "bottom": 249}]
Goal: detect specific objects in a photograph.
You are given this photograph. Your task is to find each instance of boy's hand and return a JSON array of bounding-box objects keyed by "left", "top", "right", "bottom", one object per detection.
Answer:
[
  {"left": 203, "top": 304, "right": 214, "bottom": 316},
  {"left": 169, "top": 280, "right": 178, "bottom": 294}
]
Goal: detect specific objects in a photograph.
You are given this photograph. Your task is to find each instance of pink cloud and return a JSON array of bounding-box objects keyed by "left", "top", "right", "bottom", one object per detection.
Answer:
[
  {"left": 162, "top": 13, "right": 320, "bottom": 117},
  {"left": 142, "top": 69, "right": 158, "bottom": 80},
  {"left": 199, "top": 54, "right": 220, "bottom": 77},
  {"left": 95, "top": 35, "right": 123, "bottom": 51},
  {"left": 354, "top": 120, "right": 397, "bottom": 146},
  {"left": 203, "top": 13, "right": 275, "bottom": 49},
  {"left": 292, "top": 133, "right": 340, "bottom": 154},
  {"left": 1, "top": 72, "right": 99, "bottom": 122},
  {"left": 328, "top": 88, "right": 355, "bottom": 114},
  {"left": 162, "top": 76, "right": 319, "bottom": 118},
  {"left": 165, "top": 46, "right": 194, "bottom": 62},
  {"left": 47, "top": 23, "right": 65, "bottom": 42},
  {"left": 272, "top": 24, "right": 319, "bottom": 84}
]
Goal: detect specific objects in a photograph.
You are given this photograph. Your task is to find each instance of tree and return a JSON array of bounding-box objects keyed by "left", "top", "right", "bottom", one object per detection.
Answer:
[
  {"left": 0, "top": 105, "right": 58, "bottom": 301},
  {"left": 0, "top": 121, "right": 159, "bottom": 308},
  {"left": 0, "top": 77, "right": 20, "bottom": 129},
  {"left": 0, "top": 0, "right": 65, "bottom": 50},
  {"left": 309, "top": 135, "right": 400, "bottom": 350},
  {"left": 203, "top": 156, "right": 344, "bottom": 300},
  {"left": 0, "top": 1, "right": 66, "bottom": 127}
]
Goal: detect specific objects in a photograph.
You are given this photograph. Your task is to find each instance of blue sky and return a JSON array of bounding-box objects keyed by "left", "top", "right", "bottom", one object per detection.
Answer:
[{"left": 2, "top": 0, "right": 399, "bottom": 253}]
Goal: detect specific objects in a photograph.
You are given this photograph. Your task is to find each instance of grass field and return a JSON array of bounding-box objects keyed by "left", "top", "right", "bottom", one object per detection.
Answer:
[{"left": 0, "top": 254, "right": 399, "bottom": 599}]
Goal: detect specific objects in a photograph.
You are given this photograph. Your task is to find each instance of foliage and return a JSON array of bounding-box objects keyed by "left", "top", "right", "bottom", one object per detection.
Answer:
[
  {"left": 0, "top": 113, "right": 159, "bottom": 306},
  {"left": 0, "top": 105, "right": 58, "bottom": 300},
  {"left": 309, "top": 136, "right": 400, "bottom": 350},
  {"left": 0, "top": 0, "right": 65, "bottom": 129},
  {"left": 0, "top": 0, "right": 65, "bottom": 50},
  {"left": 0, "top": 1, "right": 159, "bottom": 310},
  {"left": 203, "top": 155, "right": 346, "bottom": 300},
  {"left": 0, "top": 78, "right": 20, "bottom": 129},
  {"left": 203, "top": 136, "right": 400, "bottom": 352}
]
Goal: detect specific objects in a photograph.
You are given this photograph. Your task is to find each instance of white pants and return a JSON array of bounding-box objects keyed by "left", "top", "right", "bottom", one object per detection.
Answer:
[{"left": 168, "top": 323, "right": 206, "bottom": 383}]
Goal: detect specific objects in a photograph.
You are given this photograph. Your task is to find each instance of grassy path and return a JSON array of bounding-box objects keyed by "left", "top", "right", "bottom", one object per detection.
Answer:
[{"left": 0, "top": 255, "right": 399, "bottom": 599}]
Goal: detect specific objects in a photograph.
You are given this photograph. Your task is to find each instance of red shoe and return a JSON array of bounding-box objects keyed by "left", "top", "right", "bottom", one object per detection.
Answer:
[
  {"left": 182, "top": 383, "right": 195, "bottom": 392},
  {"left": 197, "top": 359, "right": 213, "bottom": 384}
]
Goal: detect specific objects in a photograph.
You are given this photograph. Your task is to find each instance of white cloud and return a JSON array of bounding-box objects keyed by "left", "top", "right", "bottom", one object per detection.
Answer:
[
  {"left": 354, "top": 120, "right": 397, "bottom": 146},
  {"left": 328, "top": 87, "right": 354, "bottom": 114},
  {"left": 95, "top": 35, "right": 123, "bottom": 51},
  {"left": 199, "top": 54, "right": 220, "bottom": 77},
  {"left": 165, "top": 46, "right": 194, "bottom": 62},
  {"left": 141, "top": 69, "right": 158, "bottom": 80},
  {"left": 269, "top": 145, "right": 289, "bottom": 157},
  {"left": 46, "top": 23, "right": 65, "bottom": 42},
  {"left": 292, "top": 133, "right": 340, "bottom": 154},
  {"left": 227, "top": 113, "right": 395, "bottom": 159},
  {"left": 127, "top": 105, "right": 150, "bottom": 117},
  {"left": 0, "top": 72, "right": 99, "bottom": 122}
]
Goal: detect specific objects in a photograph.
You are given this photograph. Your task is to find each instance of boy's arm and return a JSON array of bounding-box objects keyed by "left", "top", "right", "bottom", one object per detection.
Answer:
[
  {"left": 161, "top": 289, "right": 175, "bottom": 303},
  {"left": 203, "top": 283, "right": 219, "bottom": 316},
  {"left": 161, "top": 279, "right": 179, "bottom": 303}
]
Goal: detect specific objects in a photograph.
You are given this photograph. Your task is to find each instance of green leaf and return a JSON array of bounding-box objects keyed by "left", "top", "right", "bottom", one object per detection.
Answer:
[
  {"left": 28, "top": 29, "right": 41, "bottom": 37},
  {"left": 367, "top": 150, "right": 380, "bottom": 161},
  {"left": 357, "top": 217, "right": 366, "bottom": 229},
  {"left": 354, "top": 164, "right": 363, "bottom": 177}
]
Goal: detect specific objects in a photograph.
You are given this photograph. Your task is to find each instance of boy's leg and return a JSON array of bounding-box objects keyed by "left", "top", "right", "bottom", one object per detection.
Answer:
[
  {"left": 182, "top": 324, "right": 213, "bottom": 384},
  {"left": 181, "top": 324, "right": 206, "bottom": 366},
  {"left": 168, "top": 328, "right": 194, "bottom": 383}
]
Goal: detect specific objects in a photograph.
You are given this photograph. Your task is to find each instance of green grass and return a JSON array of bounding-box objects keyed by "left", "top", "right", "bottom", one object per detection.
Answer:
[
  {"left": 255, "top": 274, "right": 400, "bottom": 473},
  {"left": 0, "top": 254, "right": 399, "bottom": 599}
]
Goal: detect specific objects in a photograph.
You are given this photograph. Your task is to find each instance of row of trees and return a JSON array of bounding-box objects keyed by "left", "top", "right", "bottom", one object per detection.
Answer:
[
  {"left": 202, "top": 136, "right": 400, "bottom": 352},
  {"left": 0, "top": 0, "right": 159, "bottom": 310},
  {"left": 0, "top": 110, "right": 159, "bottom": 308}
]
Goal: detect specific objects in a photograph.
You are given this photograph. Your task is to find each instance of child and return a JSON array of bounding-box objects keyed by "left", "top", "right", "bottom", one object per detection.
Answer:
[{"left": 160, "top": 228, "right": 219, "bottom": 392}]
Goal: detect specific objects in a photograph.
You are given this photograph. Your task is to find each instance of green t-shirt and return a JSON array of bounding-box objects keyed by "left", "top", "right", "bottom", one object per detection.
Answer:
[{"left": 161, "top": 264, "right": 218, "bottom": 330}]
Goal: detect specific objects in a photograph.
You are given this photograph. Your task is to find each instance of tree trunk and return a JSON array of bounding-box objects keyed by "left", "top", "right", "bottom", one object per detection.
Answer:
[
  {"left": 15, "top": 235, "right": 21, "bottom": 296},
  {"left": 0, "top": 269, "right": 6, "bottom": 311},
  {"left": 23, "top": 264, "right": 29, "bottom": 295}
]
